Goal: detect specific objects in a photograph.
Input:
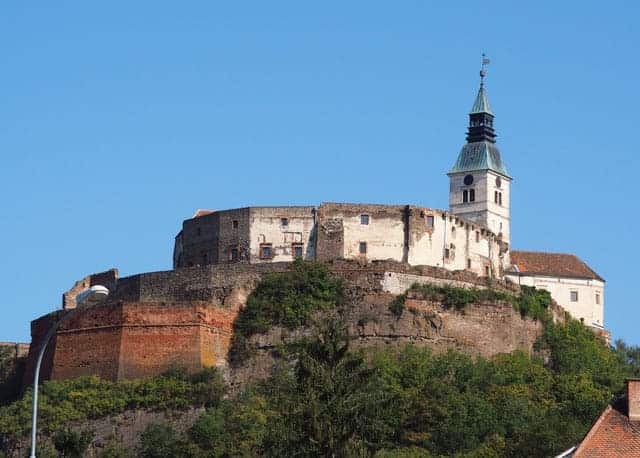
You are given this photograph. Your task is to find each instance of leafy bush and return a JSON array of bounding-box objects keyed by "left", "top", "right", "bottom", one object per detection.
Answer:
[
  {"left": 0, "top": 347, "right": 26, "bottom": 406},
  {"left": 138, "top": 423, "right": 184, "bottom": 458},
  {"left": 230, "top": 259, "right": 344, "bottom": 361},
  {"left": 52, "top": 428, "right": 93, "bottom": 458},
  {"left": 98, "top": 442, "right": 131, "bottom": 458},
  {"left": 0, "top": 367, "right": 226, "bottom": 442},
  {"left": 390, "top": 282, "right": 552, "bottom": 321}
]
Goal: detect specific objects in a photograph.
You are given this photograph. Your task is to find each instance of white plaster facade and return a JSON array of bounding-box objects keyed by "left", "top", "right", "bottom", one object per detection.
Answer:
[
  {"left": 449, "top": 170, "right": 511, "bottom": 244},
  {"left": 248, "top": 207, "right": 316, "bottom": 264},
  {"left": 317, "top": 203, "right": 505, "bottom": 278},
  {"left": 505, "top": 273, "right": 605, "bottom": 328}
]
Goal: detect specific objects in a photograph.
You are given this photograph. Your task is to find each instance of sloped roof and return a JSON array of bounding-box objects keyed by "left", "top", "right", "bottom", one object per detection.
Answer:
[
  {"left": 573, "top": 397, "right": 640, "bottom": 457},
  {"left": 448, "top": 141, "right": 510, "bottom": 178},
  {"left": 470, "top": 85, "right": 493, "bottom": 115},
  {"left": 509, "top": 251, "right": 604, "bottom": 281}
]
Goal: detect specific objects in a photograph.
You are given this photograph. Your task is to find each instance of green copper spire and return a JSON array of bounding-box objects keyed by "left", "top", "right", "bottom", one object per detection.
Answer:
[
  {"left": 448, "top": 56, "right": 510, "bottom": 178},
  {"left": 470, "top": 85, "right": 493, "bottom": 115},
  {"left": 470, "top": 57, "right": 493, "bottom": 115}
]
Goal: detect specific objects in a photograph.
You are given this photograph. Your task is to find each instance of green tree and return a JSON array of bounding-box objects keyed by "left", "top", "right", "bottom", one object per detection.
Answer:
[
  {"left": 138, "top": 423, "right": 184, "bottom": 458},
  {"left": 52, "top": 428, "right": 93, "bottom": 458}
]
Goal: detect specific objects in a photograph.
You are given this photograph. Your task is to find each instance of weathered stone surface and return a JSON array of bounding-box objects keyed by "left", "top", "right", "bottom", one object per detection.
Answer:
[{"left": 25, "top": 261, "right": 555, "bottom": 389}]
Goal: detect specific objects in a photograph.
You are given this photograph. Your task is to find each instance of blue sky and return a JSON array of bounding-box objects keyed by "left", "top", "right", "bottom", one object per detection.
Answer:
[{"left": 1, "top": 1, "right": 638, "bottom": 344}]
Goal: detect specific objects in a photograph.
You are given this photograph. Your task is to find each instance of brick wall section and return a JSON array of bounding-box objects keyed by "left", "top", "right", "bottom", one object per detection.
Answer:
[
  {"left": 22, "top": 310, "right": 66, "bottom": 386},
  {"left": 316, "top": 217, "right": 344, "bottom": 261},
  {"left": 43, "top": 300, "right": 241, "bottom": 381},
  {"left": 25, "top": 261, "right": 553, "bottom": 386},
  {"left": 52, "top": 304, "right": 123, "bottom": 380},
  {"left": 117, "top": 302, "right": 238, "bottom": 379}
]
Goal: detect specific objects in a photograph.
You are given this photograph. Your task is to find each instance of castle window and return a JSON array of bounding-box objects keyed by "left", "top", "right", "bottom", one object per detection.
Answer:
[
  {"left": 292, "top": 243, "right": 304, "bottom": 258},
  {"left": 359, "top": 242, "right": 367, "bottom": 254},
  {"left": 475, "top": 231, "right": 480, "bottom": 243},
  {"left": 444, "top": 248, "right": 450, "bottom": 259},
  {"left": 469, "top": 189, "right": 475, "bottom": 202},
  {"left": 499, "top": 193, "right": 502, "bottom": 205},
  {"left": 230, "top": 248, "right": 239, "bottom": 262},
  {"left": 495, "top": 191, "right": 499, "bottom": 204},
  {"left": 259, "top": 243, "right": 272, "bottom": 260},
  {"left": 281, "top": 218, "right": 289, "bottom": 227},
  {"left": 451, "top": 226, "right": 456, "bottom": 238},
  {"left": 467, "top": 258, "right": 471, "bottom": 269},
  {"left": 426, "top": 215, "right": 434, "bottom": 228},
  {"left": 360, "top": 214, "right": 370, "bottom": 225},
  {"left": 197, "top": 227, "right": 202, "bottom": 236},
  {"left": 232, "top": 220, "right": 239, "bottom": 229},
  {"left": 570, "top": 291, "right": 579, "bottom": 302},
  {"left": 595, "top": 292, "right": 601, "bottom": 305},
  {"left": 463, "top": 190, "right": 468, "bottom": 203},
  {"left": 485, "top": 266, "right": 490, "bottom": 276}
]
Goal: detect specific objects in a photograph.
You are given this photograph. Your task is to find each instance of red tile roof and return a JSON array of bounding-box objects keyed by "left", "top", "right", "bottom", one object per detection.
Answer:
[
  {"left": 574, "top": 397, "right": 640, "bottom": 457},
  {"left": 509, "top": 251, "right": 604, "bottom": 281}
]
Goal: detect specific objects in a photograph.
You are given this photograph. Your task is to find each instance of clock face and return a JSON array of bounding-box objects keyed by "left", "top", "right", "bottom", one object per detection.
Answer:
[
  {"left": 463, "top": 174, "right": 474, "bottom": 186},
  {"left": 495, "top": 176, "right": 502, "bottom": 188}
]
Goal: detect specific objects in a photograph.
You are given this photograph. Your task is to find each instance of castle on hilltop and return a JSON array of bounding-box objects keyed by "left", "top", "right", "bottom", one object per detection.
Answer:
[
  {"left": 21, "top": 64, "right": 607, "bottom": 387},
  {"left": 173, "top": 68, "right": 605, "bottom": 331}
]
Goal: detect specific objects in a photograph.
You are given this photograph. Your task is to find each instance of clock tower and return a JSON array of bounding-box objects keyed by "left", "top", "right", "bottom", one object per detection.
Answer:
[{"left": 448, "top": 63, "right": 511, "bottom": 245}]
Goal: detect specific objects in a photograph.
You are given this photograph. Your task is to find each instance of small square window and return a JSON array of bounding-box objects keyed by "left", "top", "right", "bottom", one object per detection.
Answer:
[
  {"left": 426, "top": 215, "right": 434, "bottom": 228},
  {"left": 570, "top": 291, "right": 579, "bottom": 302},
  {"left": 359, "top": 242, "right": 367, "bottom": 254},
  {"left": 293, "top": 243, "right": 303, "bottom": 258},
  {"left": 232, "top": 220, "right": 239, "bottom": 229},
  {"left": 259, "top": 244, "right": 272, "bottom": 260},
  {"left": 360, "top": 214, "right": 370, "bottom": 225},
  {"left": 281, "top": 218, "right": 289, "bottom": 227},
  {"left": 230, "top": 248, "right": 239, "bottom": 262}
]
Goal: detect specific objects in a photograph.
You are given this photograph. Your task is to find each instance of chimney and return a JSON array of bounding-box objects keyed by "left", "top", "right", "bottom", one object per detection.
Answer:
[{"left": 628, "top": 379, "right": 640, "bottom": 421}]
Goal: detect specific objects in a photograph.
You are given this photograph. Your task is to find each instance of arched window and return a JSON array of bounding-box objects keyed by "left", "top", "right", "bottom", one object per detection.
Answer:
[
  {"left": 469, "top": 189, "right": 475, "bottom": 202},
  {"left": 463, "top": 190, "right": 468, "bottom": 203}
]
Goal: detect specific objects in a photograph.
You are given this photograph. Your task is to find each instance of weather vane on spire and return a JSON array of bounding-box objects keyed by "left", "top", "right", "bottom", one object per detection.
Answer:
[{"left": 480, "top": 53, "right": 490, "bottom": 87}]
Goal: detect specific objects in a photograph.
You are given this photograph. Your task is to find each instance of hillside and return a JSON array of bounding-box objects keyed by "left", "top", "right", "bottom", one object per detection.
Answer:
[{"left": 1, "top": 261, "right": 636, "bottom": 457}]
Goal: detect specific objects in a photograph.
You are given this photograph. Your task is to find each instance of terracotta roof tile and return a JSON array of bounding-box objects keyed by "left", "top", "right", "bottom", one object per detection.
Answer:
[
  {"left": 509, "top": 251, "right": 604, "bottom": 282},
  {"left": 574, "top": 397, "right": 640, "bottom": 457}
]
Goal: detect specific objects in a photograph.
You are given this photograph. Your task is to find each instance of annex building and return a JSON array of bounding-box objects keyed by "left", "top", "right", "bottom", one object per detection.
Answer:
[{"left": 172, "top": 69, "right": 605, "bottom": 331}]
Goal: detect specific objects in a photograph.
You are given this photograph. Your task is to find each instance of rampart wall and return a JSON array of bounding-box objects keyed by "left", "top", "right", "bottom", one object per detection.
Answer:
[{"left": 25, "top": 261, "right": 538, "bottom": 387}]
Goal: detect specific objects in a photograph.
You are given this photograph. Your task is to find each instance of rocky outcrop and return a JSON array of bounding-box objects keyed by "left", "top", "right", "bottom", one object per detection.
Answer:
[
  {"left": 25, "top": 260, "right": 555, "bottom": 390},
  {"left": 229, "top": 287, "right": 551, "bottom": 389}
]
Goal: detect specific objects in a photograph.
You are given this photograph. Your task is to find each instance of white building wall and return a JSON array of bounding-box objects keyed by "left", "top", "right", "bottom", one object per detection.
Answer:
[
  {"left": 505, "top": 273, "right": 605, "bottom": 327},
  {"left": 449, "top": 171, "right": 511, "bottom": 244},
  {"left": 340, "top": 212, "right": 405, "bottom": 262},
  {"left": 248, "top": 207, "right": 316, "bottom": 263},
  {"left": 408, "top": 209, "right": 502, "bottom": 277}
]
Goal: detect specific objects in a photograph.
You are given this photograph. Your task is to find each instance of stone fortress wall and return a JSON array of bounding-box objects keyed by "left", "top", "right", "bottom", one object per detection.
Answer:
[
  {"left": 175, "top": 203, "right": 508, "bottom": 280},
  {"left": 24, "top": 261, "right": 537, "bottom": 386}
]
